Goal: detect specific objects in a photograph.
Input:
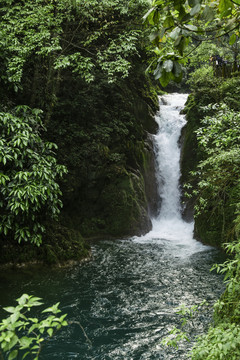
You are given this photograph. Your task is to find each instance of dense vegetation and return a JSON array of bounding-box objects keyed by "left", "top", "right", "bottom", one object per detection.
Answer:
[
  {"left": 143, "top": 0, "right": 240, "bottom": 85},
  {"left": 179, "top": 65, "right": 240, "bottom": 359},
  {"left": 0, "top": 0, "right": 160, "bottom": 265},
  {"left": 1, "top": 0, "right": 240, "bottom": 358}
]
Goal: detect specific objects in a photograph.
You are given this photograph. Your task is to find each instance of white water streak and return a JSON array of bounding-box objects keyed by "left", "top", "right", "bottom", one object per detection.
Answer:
[{"left": 133, "top": 93, "right": 208, "bottom": 255}]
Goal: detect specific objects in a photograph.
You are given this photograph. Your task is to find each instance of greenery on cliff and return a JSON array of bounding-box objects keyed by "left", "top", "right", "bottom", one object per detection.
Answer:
[
  {"left": 179, "top": 65, "right": 240, "bottom": 358},
  {"left": 0, "top": 0, "right": 159, "bottom": 265},
  {"left": 182, "top": 67, "right": 240, "bottom": 247}
]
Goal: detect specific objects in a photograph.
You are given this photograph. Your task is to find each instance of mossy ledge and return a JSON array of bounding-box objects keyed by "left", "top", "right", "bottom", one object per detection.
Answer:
[{"left": 0, "top": 223, "right": 90, "bottom": 266}]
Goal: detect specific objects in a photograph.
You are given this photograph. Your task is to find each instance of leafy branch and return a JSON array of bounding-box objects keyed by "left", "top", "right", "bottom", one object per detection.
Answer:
[{"left": 0, "top": 294, "right": 68, "bottom": 360}]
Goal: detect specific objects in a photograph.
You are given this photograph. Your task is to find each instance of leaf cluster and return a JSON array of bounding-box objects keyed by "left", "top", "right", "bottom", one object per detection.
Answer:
[
  {"left": 0, "top": 0, "right": 150, "bottom": 88},
  {"left": 190, "top": 238, "right": 240, "bottom": 359},
  {"left": 0, "top": 106, "right": 67, "bottom": 245},
  {"left": 161, "top": 301, "right": 209, "bottom": 350},
  {"left": 144, "top": 0, "right": 240, "bottom": 86},
  {"left": 186, "top": 104, "right": 240, "bottom": 234},
  {"left": 0, "top": 294, "right": 67, "bottom": 360}
]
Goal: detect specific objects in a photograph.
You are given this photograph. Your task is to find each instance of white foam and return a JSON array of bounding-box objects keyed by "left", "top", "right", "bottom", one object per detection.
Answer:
[{"left": 133, "top": 93, "right": 208, "bottom": 256}]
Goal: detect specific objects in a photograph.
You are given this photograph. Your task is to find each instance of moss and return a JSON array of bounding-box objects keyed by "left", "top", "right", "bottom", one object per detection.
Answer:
[
  {"left": 194, "top": 191, "right": 238, "bottom": 248},
  {"left": 0, "top": 223, "right": 90, "bottom": 266},
  {"left": 80, "top": 171, "right": 151, "bottom": 238},
  {"left": 45, "top": 62, "right": 158, "bottom": 240},
  {"left": 180, "top": 94, "right": 205, "bottom": 220},
  {"left": 181, "top": 94, "right": 202, "bottom": 184}
]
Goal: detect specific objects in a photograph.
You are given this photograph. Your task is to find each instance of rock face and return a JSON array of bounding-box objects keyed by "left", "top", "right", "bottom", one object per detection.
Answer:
[
  {"left": 143, "top": 134, "right": 160, "bottom": 219},
  {"left": 47, "top": 70, "right": 160, "bottom": 239},
  {"left": 180, "top": 94, "right": 203, "bottom": 223}
]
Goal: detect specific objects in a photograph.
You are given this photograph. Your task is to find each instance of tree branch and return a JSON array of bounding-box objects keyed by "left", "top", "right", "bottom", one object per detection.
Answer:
[{"left": 60, "top": 38, "right": 96, "bottom": 56}]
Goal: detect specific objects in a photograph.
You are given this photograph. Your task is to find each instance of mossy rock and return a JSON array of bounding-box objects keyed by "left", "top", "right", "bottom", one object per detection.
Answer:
[
  {"left": 0, "top": 223, "right": 90, "bottom": 266},
  {"left": 81, "top": 171, "right": 151, "bottom": 238}
]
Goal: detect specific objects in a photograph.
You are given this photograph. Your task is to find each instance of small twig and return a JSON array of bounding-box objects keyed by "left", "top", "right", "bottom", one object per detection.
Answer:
[
  {"left": 0, "top": 349, "right": 4, "bottom": 360},
  {"left": 60, "top": 38, "right": 96, "bottom": 56},
  {"left": 230, "top": 0, "right": 240, "bottom": 5},
  {"left": 183, "top": 41, "right": 202, "bottom": 59},
  {"left": 69, "top": 321, "right": 92, "bottom": 347},
  {"left": 61, "top": 21, "right": 83, "bottom": 54}
]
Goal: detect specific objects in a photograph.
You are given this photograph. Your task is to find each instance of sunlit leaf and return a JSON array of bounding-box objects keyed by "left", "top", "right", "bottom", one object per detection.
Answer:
[
  {"left": 229, "top": 33, "right": 237, "bottom": 45},
  {"left": 190, "top": 3, "right": 201, "bottom": 16},
  {"left": 163, "top": 59, "right": 174, "bottom": 72},
  {"left": 8, "top": 350, "right": 18, "bottom": 360}
]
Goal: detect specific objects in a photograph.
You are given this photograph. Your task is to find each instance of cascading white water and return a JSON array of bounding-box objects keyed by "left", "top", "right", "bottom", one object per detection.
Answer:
[
  {"left": 155, "top": 93, "right": 186, "bottom": 221},
  {"left": 150, "top": 93, "right": 193, "bottom": 240},
  {"left": 134, "top": 93, "right": 207, "bottom": 254}
]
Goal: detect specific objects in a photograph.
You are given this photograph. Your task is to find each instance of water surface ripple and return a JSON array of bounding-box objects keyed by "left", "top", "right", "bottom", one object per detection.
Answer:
[{"left": 0, "top": 240, "right": 224, "bottom": 359}]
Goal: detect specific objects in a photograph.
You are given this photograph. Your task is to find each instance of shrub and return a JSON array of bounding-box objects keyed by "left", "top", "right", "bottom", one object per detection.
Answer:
[
  {"left": 0, "top": 294, "right": 68, "bottom": 360},
  {"left": 0, "top": 106, "right": 67, "bottom": 246}
]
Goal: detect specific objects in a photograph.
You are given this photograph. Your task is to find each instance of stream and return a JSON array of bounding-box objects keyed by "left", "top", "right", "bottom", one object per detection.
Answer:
[{"left": 0, "top": 93, "right": 225, "bottom": 359}]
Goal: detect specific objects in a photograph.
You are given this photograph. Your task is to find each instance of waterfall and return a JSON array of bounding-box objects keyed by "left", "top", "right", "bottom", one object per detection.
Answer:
[
  {"left": 149, "top": 93, "right": 194, "bottom": 241},
  {"left": 155, "top": 93, "right": 186, "bottom": 221},
  {"left": 134, "top": 93, "right": 203, "bottom": 251}
]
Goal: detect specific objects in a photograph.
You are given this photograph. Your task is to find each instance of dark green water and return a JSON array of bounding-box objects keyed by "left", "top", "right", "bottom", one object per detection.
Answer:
[{"left": 0, "top": 238, "right": 224, "bottom": 359}]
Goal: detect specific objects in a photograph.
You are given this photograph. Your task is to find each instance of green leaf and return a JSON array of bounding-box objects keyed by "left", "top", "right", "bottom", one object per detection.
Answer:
[
  {"left": 59, "top": 314, "right": 68, "bottom": 322},
  {"left": 173, "top": 61, "right": 182, "bottom": 78},
  {"left": 229, "top": 33, "right": 237, "bottom": 45},
  {"left": 47, "top": 328, "right": 53, "bottom": 337},
  {"left": 225, "top": 17, "right": 237, "bottom": 31},
  {"left": 188, "top": 0, "right": 200, "bottom": 8},
  {"left": 28, "top": 324, "right": 39, "bottom": 334},
  {"left": 184, "top": 24, "right": 198, "bottom": 31},
  {"left": 28, "top": 296, "right": 43, "bottom": 307},
  {"left": 163, "top": 14, "right": 175, "bottom": 28},
  {"left": 219, "top": 0, "right": 233, "bottom": 16},
  {"left": 142, "top": 6, "right": 156, "bottom": 23},
  {"left": 28, "top": 318, "right": 38, "bottom": 323},
  {"left": 190, "top": 3, "right": 201, "bottom": 16},
  {"left": 42, "top": 302, "right": 61, "bottom": 314},
  {"left": 176, "top": 36, "right": 189, "bottom": 56},
  {"left": 149, "top": 30, "right": 160, "bottom": 42},
  {"left": 174, "top": 35, "right": 183, "bottom": 47},
  {"left": 201, "top": 5, "right": 215, "bottom": 22},
  {"left": 3, "top": 307, "right": 16, "bottom": 314},
  {"left": 8, "top": 350, "right": 18, "bottom": 360},
  {"left": 8, "top": 335, "right": 18, "bottom": 351},
  {"left": 19, "top": 336, "right": 33, "bottom": 349},
  {"left": 10, "top": 312, "right": 20, "bottom": 324},
  {"left": 153, "top": 63, "right": 163, "bottom": 80},
  {"left": 17, "top": 294, "right": 29, "bottom": 306},
  {"left": 170, "top": 27, "right": 181, "bottom": 40},
  {"left": 22, "top": 352, "right": 30, "bottom": 360},
  {"left": 163, "top": 59, "right": 174, "bottom": 72},
  {"left": 159, "top": 69, "right": 172, "bottom": 87}
]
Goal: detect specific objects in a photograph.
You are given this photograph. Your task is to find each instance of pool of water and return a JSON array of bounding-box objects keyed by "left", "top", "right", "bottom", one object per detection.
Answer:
[{"left": 0, "top": 238, "right": 225, "bottom": 359}]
